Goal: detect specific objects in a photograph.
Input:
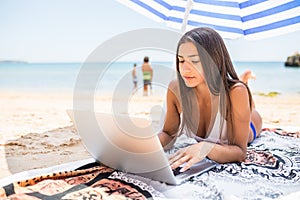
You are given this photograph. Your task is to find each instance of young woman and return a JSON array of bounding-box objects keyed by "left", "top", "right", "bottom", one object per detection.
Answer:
[{"left": 158, "top": 27, "right": 262, "bottom": 172}]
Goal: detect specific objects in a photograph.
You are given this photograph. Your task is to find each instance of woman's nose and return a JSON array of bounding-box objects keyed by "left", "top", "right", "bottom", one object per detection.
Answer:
[{"left": 181, "top": 61, "right": 191, "bottom": 73}]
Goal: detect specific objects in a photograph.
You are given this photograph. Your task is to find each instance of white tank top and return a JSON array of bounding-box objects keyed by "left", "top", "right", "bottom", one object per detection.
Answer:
[{"left": 184, "top": 111, "right": 229, "bottom": 144}]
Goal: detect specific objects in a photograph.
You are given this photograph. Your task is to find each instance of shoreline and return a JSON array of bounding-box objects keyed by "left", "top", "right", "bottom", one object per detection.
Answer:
[{"left": 1, "top": 91, "right": 300, "bottom": 179}]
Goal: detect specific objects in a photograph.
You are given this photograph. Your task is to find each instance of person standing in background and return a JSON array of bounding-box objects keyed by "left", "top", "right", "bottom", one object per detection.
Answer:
[
  {"left": 132, "top": 63, "right": 138, "bottom": 91},
  {"left": 142, "top": 56, "right": 153, "bottom": 96}
]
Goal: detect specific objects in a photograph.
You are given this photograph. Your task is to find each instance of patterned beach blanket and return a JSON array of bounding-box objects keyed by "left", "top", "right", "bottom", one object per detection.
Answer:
[{"left": 1, "top": 128, "right": 300, "bottom": 200}]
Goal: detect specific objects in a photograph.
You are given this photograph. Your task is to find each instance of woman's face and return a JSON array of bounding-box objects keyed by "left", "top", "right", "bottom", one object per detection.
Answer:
[{"left": 178, "top": 42, "right": 205, "bottom": 88}]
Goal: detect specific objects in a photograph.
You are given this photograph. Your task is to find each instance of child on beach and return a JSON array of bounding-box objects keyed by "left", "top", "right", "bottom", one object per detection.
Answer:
[
  {"left": 158, "top": 27, "right": 262, "bottom": 172},
  {"left": 132, "top": 63, "right": 137, "bottom": 90}
]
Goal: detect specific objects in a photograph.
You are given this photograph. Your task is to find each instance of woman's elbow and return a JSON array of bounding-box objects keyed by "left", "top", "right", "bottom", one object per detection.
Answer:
[
  {"left": 236, "top": 148, "right": 247, "bottom": 162},
  {"left": 158, "top": 131, "right": 176, "bottom": 148}
]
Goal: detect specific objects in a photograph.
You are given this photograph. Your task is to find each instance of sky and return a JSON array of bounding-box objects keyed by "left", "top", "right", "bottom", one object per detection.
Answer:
[{"left": 0, "top": 0, "right": 299, "bottom": 63}]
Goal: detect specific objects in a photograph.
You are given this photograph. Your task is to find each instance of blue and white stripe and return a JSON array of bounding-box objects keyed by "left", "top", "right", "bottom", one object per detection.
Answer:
[{"left": 118, "top": 0, "right": 300, "bottom": 40}]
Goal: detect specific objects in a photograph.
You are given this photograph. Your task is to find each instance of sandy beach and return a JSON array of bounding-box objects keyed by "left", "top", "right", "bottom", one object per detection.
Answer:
[{"left": 1, "top": 90, "right": 300, "bottom": 180}]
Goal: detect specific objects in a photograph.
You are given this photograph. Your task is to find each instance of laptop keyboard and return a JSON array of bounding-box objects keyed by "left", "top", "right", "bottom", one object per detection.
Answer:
[
  {"left": 172, "top": 166, "right": 183, "bottom": 176},
  {"left": 172, "top": 166, "right": 190, "bottom": 176},
  {"left": 172, "top": 166, "right": 182, "bottom": 176}
]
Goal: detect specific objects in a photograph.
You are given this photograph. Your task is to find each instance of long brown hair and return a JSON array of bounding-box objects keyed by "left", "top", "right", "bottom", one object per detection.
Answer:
[{"left": 176, "top": 27, "right": 252, "bottom": 142}]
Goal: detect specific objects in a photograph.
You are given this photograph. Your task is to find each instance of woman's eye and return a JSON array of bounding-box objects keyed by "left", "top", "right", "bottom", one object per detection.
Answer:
[
  {"left": 192, "top": 60, "right": 200, "bottom": 64},
  {"left": 178, "top": 60, "right": 184, "bottom": 63}
]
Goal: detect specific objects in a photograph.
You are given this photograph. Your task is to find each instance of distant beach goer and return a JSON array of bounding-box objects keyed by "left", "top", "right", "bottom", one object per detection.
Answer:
[
  {"left": 141, "top": 56, "right": 153, "bottom": 96},
  {"left": 132, "top": 63, "right": 137, "bottom": 90},
  {"left": 158, "top": 27, "right": 262, "bottom": 172}
]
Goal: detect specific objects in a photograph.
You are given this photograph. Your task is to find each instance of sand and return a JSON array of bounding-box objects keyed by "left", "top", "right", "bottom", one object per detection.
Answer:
[{"left": 1, "top": 90, "right": 300, "bottom": 179}]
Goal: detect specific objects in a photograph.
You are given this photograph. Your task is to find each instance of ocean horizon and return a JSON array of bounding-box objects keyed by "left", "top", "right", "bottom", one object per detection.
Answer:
[{"left": 1, "top": 61, "right": 299, "bottom": 95}]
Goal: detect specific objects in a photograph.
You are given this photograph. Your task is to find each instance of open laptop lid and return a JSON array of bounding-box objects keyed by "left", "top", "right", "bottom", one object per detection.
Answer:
[{"left": 67, "top": 110, "right": 177, "bottom": 181}]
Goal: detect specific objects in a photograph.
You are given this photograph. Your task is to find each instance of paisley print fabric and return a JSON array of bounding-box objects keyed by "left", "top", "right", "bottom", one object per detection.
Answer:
[{"left": 1, "top": 128, "right": 299, "bottom": 199}]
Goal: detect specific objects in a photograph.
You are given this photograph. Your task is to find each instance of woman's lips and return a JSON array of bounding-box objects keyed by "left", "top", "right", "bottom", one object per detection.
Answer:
[{"left": 183, "top": 76, "right": 194, "bottom": 80}]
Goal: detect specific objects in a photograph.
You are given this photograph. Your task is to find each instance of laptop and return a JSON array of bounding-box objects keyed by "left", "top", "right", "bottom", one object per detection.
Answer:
[{"left": 67, "top": 109, "right": 216, "bottom": 185}]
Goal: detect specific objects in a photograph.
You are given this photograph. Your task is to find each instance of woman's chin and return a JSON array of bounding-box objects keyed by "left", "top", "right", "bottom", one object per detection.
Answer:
[{"left": 184, "top": 81, "right": 197, "bottom": 88}]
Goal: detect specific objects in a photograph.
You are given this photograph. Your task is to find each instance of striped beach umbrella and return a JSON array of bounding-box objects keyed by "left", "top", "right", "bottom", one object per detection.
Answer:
[{"left": 117, "top": 0, "right": 300, "bottom": 40}]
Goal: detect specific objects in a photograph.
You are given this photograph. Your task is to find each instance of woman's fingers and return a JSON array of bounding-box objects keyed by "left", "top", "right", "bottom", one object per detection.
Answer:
[
  {"left": 168, "top": 148, "right": 186, "bottom": 164},
  {"left": 168, "top": 147, "right": 196, "bottom": 170},
  {"left": 170, "top": 154, "right": 203, "bottom": 172},
  {"left": 168, "top": 152, "right": 180, "bottom": 164},
  {"left": 168, "top": 144, "right": 206, "bottom": 172},
  {"left": 168, "top": 149, "right": 188, "bottom": 168},
  {"left": 170, "top": 155, "right": 189, "bottom": 169},
  {"left": 180, "top": 157, "right": 201, "bottom": 172}
]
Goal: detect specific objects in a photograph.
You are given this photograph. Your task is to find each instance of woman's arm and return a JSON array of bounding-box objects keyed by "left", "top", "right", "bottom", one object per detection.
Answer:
[
  {"left": 208, "top": 83, "right": 251, "bottom": 162},
  {"left": 169, "top": 83, "right": 251, "bottom": 171},
  {"left": 158, "top": 80, "right": 181, "bottom": 149}
]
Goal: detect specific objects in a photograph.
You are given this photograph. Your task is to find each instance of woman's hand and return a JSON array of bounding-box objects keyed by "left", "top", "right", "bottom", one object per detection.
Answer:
[{"left": 168, "top": 142, "right": 215, "bottom": 172}]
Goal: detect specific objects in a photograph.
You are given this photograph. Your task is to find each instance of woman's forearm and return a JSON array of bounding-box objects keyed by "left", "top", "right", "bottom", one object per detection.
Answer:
[{"left": 206, "top": 142, "right": 246, "bottom": 163}]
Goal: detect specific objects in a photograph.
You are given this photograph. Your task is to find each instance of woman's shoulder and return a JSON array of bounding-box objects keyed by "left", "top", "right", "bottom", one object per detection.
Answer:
[
  {"left": 167, "top": 79, "right": 181, "bottom": 105},
  {"left": 230, "top": 82, "right": 248, "bottom": 92},
  {"left": 168, "top": 79, "right": 179, "bottom": 89},
  {"left": 229, "top": 82, "right": 250, "bottom": 103},
  {"left": 168, "top": 79, "right": 181, "bottom": 95}
]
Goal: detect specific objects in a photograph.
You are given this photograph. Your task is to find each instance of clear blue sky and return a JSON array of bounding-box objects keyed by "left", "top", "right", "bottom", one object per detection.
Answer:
[{"left": 0, "top": 0, "right": 299, "bottom": 63}]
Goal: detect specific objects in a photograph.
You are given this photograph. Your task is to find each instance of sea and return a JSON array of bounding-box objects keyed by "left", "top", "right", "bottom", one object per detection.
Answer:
[{"left": 0, "top": 61, "right": 300, "bottom": 95}]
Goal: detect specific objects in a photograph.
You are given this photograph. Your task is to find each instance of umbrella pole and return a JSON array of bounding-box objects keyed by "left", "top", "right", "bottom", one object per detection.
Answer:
[
  {"left": 159, "top": 1, "right": 195, "bottom": 127},
  {"left": 180, "top": 0, "right": 194, "bottom": 34}
]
